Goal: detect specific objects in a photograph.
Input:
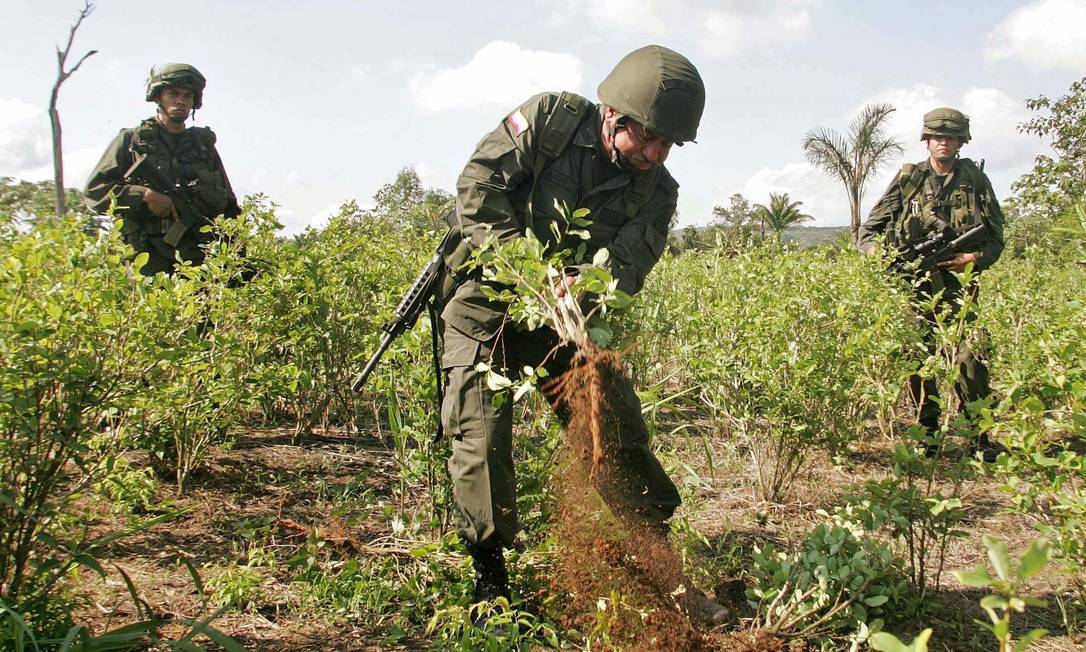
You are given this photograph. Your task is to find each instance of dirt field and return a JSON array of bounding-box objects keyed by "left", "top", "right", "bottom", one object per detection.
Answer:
[{"left": 71, "top": 425, "right": 1083, "bottom": 651}]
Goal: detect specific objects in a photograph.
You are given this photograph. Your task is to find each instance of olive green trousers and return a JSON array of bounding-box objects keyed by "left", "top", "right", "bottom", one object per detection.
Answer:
[
  {"left": 909, "top": 276, "right": 991, "bottom": 431},
  {"left": 441, "top": 323, "right": 680, "bottom": 549}
]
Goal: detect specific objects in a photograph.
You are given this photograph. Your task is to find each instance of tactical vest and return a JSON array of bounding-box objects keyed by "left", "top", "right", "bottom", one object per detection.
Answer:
[
  {"left": 894, "top": 158, "right": 990, "bottom": 247},
  {"left": 128, "top": 119, "right": 231, "bottom": 231},
  {"left": 438, "top": 91, "right": 660, "bottom": 302}
]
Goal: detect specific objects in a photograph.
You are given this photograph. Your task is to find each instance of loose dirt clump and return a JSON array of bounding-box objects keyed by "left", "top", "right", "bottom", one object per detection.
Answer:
[{"left": 545, "top": 347, "right": 728, "bottom": 650}]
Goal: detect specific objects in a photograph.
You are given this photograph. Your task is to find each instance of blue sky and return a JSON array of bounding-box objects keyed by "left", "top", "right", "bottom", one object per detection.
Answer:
[{"left": 2, "top": 0, "right": 1084, "bottom": 233}]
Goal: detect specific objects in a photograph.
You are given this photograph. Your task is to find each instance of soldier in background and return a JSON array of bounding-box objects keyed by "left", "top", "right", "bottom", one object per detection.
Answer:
[
  {"left": 858, "top": 107, "right": 1006, "bottom": 459},
  {"left": 85, "top": 63, "right": 240, "bottom": 276},
  {"left": 439, "top": 45, "right": 730, "bottom": 626}
]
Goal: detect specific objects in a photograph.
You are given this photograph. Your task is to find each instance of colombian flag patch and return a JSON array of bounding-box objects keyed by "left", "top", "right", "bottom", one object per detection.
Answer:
[{"left": 506, "top": 109, "right": 529, "bottom": 136}]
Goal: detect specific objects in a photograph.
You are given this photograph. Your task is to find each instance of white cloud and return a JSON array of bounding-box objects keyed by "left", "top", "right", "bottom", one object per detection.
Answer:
[
  {"left": 736, "top": 84, "right": 1043, "bottom": 227},
  {"left": 698, "top": 0, "right": 820, "bottom": 59},
  {"left": 585, "top": 0, "right": 669, "bottom": 38},
  {"left": 570, "top": 0, "right": 821, "bottom": 58},
  {"left": 860, "top": 84, "right": 1036, "bottom": 171},
  {"left": 408, "top": 41, "right": 583, "bottom": 114},
  {"left": 985, "top": 0, "right": 1086, "bottom": 71},
  {"left": 742, "top": 162, "right": 850, "bottom": 227},
  {"left": 8, "top": 144, "right": 103, "bottom": 190},
  {"left": 0, "top": 97, "right": 51, "bottom": 175},
  {"left": 0, "top": 96, "right": 105, "bottom": 189}
]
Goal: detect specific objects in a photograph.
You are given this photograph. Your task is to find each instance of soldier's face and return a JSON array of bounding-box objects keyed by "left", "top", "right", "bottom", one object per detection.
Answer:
[
  {"left": 927, "top": 134, "right": 962, "bottom": 161},
  {"left": 606, "top": 110, "right": 673, "bottom": 172},
  {"left": 157, "top": 87, "right": 194, "bottom": 124}
]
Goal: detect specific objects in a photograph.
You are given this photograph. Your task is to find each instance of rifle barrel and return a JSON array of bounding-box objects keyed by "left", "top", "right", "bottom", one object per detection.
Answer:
[{"left": 352, "top": 331, "right": 396, "bottom": 393}]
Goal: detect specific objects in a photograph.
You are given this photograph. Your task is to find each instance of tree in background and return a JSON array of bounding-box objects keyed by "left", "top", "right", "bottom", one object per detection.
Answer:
[
  {"left": 1010, "top": 77, "right": 1086, "bottom": 221},
  {"left": 754, "top": 192, "right": 813, "bottom": 239},
  {"left": 802, "top": 103, "right": 903, "bottom": 242},
  {"left": 48, "top": 1, "right": 97, "bottom": 217},
  {"left": 0, "top": 177, "right": 84, "bottom": 223},
  {"left": 711, "top": 192, "right": 756, "bottom": 228},
  {"left": 369, "top": 167, "right": 453, "bottom": 232}
]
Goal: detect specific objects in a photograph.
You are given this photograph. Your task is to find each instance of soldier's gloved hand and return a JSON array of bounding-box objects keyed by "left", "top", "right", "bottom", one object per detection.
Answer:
[
  {"left": 142, "top": 188, "right": 179, "bottom": 220},
  {"left": 939, "top": 251, "right": 977, "bottom": 273}
]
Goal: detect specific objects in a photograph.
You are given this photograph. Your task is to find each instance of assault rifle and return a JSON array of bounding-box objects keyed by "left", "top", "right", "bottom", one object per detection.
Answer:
[
  {"left": 351, "top": 230, "right": 454, "bottom": 394},
  {"left": 890, "top": 222, "right": 989, "bottom": 276},
  {"left": 123, "top": 153, "right": 209, "bottom": 247}
]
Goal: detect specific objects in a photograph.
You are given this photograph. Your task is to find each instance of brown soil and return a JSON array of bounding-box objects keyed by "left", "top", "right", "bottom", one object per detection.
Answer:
[
  {"left": 57, "top": 372, "right": 1085, "bottom": 651},
  {"left": 546, "top": 348, "right": 724, "bottom": 650}
]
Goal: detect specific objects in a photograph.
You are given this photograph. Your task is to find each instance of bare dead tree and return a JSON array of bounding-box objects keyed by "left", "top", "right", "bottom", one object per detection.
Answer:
[{"left": 48, "top": 1, "right": 97, "bottom": 217}]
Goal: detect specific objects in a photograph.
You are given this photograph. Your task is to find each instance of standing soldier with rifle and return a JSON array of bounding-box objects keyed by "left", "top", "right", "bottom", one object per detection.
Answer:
[
  {"left": 858, "top": 107, "right": 1006, "bottom": 459},
  {"left": 84, "top": 63, "right": 240, "bottom": 276}
]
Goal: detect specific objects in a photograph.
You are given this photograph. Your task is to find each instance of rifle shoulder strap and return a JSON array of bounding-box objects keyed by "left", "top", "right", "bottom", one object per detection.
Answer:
[
  {"left": 898, "top": 162, "right": 926, "bottom": 207},
  {"left": 623, "top": 166, "right": 662, "bottom": 220},
  {"left": 526, "top": 91, "right": 595, "bottom": 231}
]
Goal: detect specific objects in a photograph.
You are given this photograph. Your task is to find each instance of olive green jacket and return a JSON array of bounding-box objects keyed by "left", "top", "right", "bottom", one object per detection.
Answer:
[
  {"left": 444, "top": 92, "right": 679, "bottom": 340},
  {"left": 859, "top": 157, "right": 1005, "bottom": 272},
  {"left": 84, "top": 119, "right": 239, "bottom": 242}
]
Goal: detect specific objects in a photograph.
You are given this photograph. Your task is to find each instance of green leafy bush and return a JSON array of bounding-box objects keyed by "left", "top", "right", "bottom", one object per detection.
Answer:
[
  {"left": 93, "top": 455, "right": 161, "bottom": 514},
  {"left": 955, "top": 536, "right": 1051, "bottom": 652},
  {"left": 982, "top": 258, "right": 1086, "bottom": 600},
  {"left": 632, "top": 243, "right": 917, "bottom": 500},
  {"left": 747, "top": 511, "right": 906, "bottom": 640}
]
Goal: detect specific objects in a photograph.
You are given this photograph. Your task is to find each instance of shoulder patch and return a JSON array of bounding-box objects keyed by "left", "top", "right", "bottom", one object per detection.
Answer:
[{"left": 506, "top": 109, "right": 529, "bottom": 137}]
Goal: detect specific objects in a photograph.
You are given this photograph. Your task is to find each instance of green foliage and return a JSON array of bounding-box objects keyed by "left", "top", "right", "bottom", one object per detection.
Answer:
[
  {"left": 1009, "top": 77, "right": 1086, "bottom": 222},
  {"left": 870, "top": 628, "right": 932, "bottom": 652},
  {"left": 0, "top": 177, "right": 87, "bottom": 225},
  {"left": 954, "top": 536, "right": 1050, "bottom": 652},
  {"left": 747, "top": 511, "right": 906, "bottom": 640},
  {"left": 206, "top": 563, "right": 266, "bottom": 612},
  {"left": 841, "top": 449, "right": 968, "bottom": 599},
  {"left": 4, "top": 159, "right": 1086, "bottom": 649},
  {"left": 711, "top": 192, "right": 757, "bottom": 228},
  {"left": 981, "top": 257, "right": 1086, "bottom": 602},
  {"left": 631, "top": 243, "right": 917, "bottom": 501},
  {"left": 753, "top": 192, "right": 813, "bottom": 237},
  {"left": 471, "top": 203, "right": 632, "bottom": 352},
  {"left": 92, "top": 455, "right": 161, "bottom": 514},
  {"left": 246, "top": 200, "right": 430, "bottom": 436},
  {"left": 0, "top": 213, "right": 156, "bottom": 632},
  {"left": 0, "top": 208, "right": 250, "bottom": 645},
  {"left": 367, "top": 166, "right": 453, "bottom": 232}
]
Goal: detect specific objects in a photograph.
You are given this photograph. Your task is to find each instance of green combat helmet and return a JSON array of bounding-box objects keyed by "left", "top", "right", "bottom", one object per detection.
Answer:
[
  {"left": 146, "top": 63, "right": 207, "bottom": 109},
  {"left": 597, "top": 45, "right": 705, "bottom": 144},
  {"left": 921, "top": 107, "right": 970, "bottom": 143}
]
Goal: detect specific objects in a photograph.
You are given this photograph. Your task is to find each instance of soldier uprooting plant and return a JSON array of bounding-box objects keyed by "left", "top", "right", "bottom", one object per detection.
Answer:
[{"left": 436, "top": 45, "right": 732, "bottom": 627}]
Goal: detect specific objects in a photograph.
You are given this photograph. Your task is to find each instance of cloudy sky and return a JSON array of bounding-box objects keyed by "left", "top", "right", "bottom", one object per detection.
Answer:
[{"left": 3, "top": 0, "right": 1084, "bottom": 233}]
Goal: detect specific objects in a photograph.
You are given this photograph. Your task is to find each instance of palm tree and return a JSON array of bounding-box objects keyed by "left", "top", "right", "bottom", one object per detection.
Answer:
[
  {"left": 754, "top": 192, "right": 813, "bottom": 239},
  {"left": 802, "top": 103, "right": 903, "bottom": 242}
]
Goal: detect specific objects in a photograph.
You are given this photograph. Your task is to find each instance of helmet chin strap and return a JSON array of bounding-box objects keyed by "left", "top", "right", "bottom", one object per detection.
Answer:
[{"left": 605, "top": 114, "right": 645, "bottom": 174}]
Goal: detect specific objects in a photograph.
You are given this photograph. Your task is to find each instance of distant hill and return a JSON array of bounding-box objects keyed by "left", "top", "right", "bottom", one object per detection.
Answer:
[{"left": 781, "top": 225, "right": 851, "bottom": 248}]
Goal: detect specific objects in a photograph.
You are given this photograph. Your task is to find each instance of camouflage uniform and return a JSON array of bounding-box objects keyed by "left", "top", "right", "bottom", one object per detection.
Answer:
[
  {"left": 443, "top": 47, "right": 704, "bottom": 560},
  {"left": 84, "top": 64, "right": 239, "bottom": 276},
  {"left": 858, "top": 108, "right": 1006, "bottom": 435}
]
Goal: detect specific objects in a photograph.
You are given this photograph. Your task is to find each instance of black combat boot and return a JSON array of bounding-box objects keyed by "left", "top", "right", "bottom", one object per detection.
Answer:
[
  {"left": 466, "top": 543, "right": 510, "bottom": 604},
  {"left": 971, "top": 434, "right": 1005, "bottom": 463}
]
